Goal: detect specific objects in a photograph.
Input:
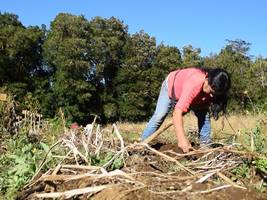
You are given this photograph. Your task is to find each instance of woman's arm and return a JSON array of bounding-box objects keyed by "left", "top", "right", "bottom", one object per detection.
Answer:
[{"left": 173, "top": 108, "right": 192, "bottom": 153}]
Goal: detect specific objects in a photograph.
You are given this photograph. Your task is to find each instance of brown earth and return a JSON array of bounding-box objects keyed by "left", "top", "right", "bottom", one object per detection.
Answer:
[
  {"left": 91, "top": 142, "right": 267, "bottom": 200},
  {"left": 92, "top": 186, "right": 266, "bottom": 200},
  {"left": 19, "top": 141, "right": 267, "bottom": 200}
]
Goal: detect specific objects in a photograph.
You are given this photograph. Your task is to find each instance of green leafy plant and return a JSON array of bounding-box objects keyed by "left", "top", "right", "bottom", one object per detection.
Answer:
[
  {"left": 231, "top": 163, "right": 250, "bottom": 180},
  {"left": 238, "top": 125, "right": 267, "bottom": 153},
  {"left": 253, "top": 157, "right": 267, "bottom": 175},
  {"left": 90, "top": 152, "right": 124, "bottom": 171},
  {"left": 0, "top": 135, "right": 54, "bottom": 199},
  {"left": 111, "top": 156, "right": 124, "bottom": 170},
  {"left": 252, "top": 126, "right": 267, "bottom": 153}
]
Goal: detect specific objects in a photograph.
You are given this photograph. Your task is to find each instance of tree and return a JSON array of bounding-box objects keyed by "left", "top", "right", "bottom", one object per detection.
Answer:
[
  {"left": 203, "top": 53, "right": 218, "bottom": 67},
  {"left": 182, "top": 45, "right": 203, "bottom": 67},
  {"left": 0, "top": 12, "right": 44, "bottom": 107},
  {"left": 225, "top": 39, "right": 251, "bottom": 59},
  {"left": 215, "top": 39, "right": 252, "bottom": 111},
  {"left": 246, "top": 57, "right": 267, "bottom": 111},
  {"left": 89, "top": 17, "right": 128, "bottom": 121},
  {"left": 43, "top": 13, "right": 95, "bottom": 122},
  {"left": 148, "top": 44, "right": 182, "bottom": 114},
  {"left": 115, "top": 30, "right": 157, "bottom": 121}
]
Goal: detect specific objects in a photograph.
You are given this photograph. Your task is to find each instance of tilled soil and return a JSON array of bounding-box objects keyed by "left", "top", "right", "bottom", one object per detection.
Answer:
[{"left": 19, "top": 141, "right": 267, "bottom": 200}]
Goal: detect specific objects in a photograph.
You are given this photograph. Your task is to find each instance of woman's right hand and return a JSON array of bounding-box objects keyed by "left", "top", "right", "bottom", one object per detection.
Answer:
[
  {"left": 178, "top": 137, "right": 192, "bottom": 153},
  {"left": 173, "top": 108, "right": 193, "bottom": 153}
]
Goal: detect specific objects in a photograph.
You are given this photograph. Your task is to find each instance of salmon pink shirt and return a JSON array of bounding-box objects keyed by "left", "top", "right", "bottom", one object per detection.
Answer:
[{"left": 167, "top": 68, "right": 212, "bottom": 113}]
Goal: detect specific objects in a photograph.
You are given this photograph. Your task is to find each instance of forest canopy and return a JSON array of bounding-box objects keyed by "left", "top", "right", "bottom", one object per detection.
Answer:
[{"left": 0, "top": 12, "right": 266, "bottom": 123}]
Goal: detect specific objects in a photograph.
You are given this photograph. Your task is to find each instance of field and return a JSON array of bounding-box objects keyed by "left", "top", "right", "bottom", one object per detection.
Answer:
[{"left": 1, "top": 108, "right": 267, "bottom": 200}]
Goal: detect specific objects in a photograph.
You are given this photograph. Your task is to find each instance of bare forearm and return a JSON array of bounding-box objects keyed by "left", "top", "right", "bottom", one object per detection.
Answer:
[
  {"left": 173, "top": 108, "right": 191, "bottom": 153},
  {"left": 173, "top": 109, "right": 186, "bottom": 140}
]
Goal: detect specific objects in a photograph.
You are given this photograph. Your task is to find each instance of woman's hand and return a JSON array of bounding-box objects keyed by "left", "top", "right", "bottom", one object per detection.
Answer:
[
  {"left": 178, "top": 137, "right": 192, "bottom": 153},
  {"left": 173, "top": 108, "right": 193, "bottom": 153}
]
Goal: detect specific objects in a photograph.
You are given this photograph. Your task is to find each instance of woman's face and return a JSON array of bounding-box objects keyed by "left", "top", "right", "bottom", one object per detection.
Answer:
[{"left": 203, "top": 78, "right": 215, "bottom": 97}]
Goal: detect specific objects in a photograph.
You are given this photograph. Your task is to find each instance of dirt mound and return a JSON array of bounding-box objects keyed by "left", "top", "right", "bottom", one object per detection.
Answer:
[
  {"left": 18, "top": 125, "right": 267, "bottom": 200},
  {"left": 92, "top": 186, "right": 265, "bottom": 200}
]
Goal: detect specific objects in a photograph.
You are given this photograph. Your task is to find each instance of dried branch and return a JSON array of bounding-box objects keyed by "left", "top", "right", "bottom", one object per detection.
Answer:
[
  {"left": 35, "top": 184, "right": 116, "bottom": 199},
  {"left": 141, "top": 143, "right": 195, "bottom": 175},
  {"left": 113, "top": 123, "right": 125, "bottom": 150}
]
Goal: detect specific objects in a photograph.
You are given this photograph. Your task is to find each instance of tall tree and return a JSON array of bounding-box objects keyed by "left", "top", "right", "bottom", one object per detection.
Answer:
[
  {"left": 0, "top": 12, "right": 44, "bottom": 103},
  {"left": 89, "top": 17, "right": 128, "bottom": 121},
  {"left": 115, "top": 30, "right": 157, "bottom": 121},
  {"left": 148, "top": 44, "right": 182, "bottom": 114},
  {"left": 43, "top": 13, "right": 95, "bottom": 122},
  {"left": 215, "top": 39, "right": 252, "bottom": 110}
]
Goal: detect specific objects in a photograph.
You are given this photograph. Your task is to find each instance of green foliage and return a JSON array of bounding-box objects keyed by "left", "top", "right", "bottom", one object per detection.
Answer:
[
  {"left": 252, "top": 126, "right": 267, "bottom": 153},
  {"left": 228, "top": 122, "right": 267, "bottom": 189},
  {"left": 238, "top": 125, "right": 267, "bottom": 153},
  {"left": 231, "top": 163, "right": 250, "bottom": 180},
  {"left": 0, "top": 135, "right": 53, "bottom": 199},
  {"left": 1, "top": 12, "right": 267, "bottom": 123},
  {"left": 111, "top": 156, "right": 124, "bottom": 170},
  {"left": 115, "top": 30, "right": 157, "bottom": 121},
  {"left": 0, "top": 91, "right": 14, "bottom": 133},
  {"left": 0, "top": 12, "right": 22, "bottom": 26},
  {"left": 43, "top": 13, "right": 96, "bottom": 122},
  {"left": 215, "top": 39, "right": 252, "bottom": 111},
  {"left": 103, "top": 103, "right": 118, "bottom": 120},
  {"left": 245, "top": 58, "right": 267, "bottom": 111},
  {"left": 0, "top": 12, "right": 44, "bottom": 93},
  {"left": 182, "top": 45, "right": 203, "bottom": 67},
  {"left": 0, "top": 12, "right": 45, "bottom": 117},
  {"left": 89, "top": 16, "right": 128, "bottom": 122},
  {"left": 148, "top": 45, "right": 182, "bottom": 114},
  {"left": 89, "top": 16, "right": 128, "bottom": 85},
  {"left": 253, "top": 157, "right": 267, "bottom": 175},
  {"left": 21, "top": 92, "right": 41, "bottom": 112},
  {"left": 90, "top": 152, "right": 124, "bottom": 171},
  {"left": 43, "top": 117, "right": 67, "bottom": 144}
]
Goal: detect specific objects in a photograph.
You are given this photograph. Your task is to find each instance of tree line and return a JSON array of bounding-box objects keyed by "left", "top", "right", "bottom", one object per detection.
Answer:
[{"left": 0, "top": 12, "right": 266, "bottom": 124}]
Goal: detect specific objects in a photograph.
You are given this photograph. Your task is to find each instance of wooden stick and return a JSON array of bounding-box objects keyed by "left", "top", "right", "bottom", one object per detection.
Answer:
[
  {"left": 39, "top": 169, "right": 135, "bottom": 182},
  {"left": 192, "top": 184, "right": 231, "bottom": 194},
  {"left": 165, "top": 147, "right": 221, "bottom": 157},
  {"left": 35, "top": 184, "right": 115, "bottom": 198},
  {"left": 61, "top": 164, "right": 101, "bottom": 171},
  {"left": 182, "top": 171, "right": 216, "bottom": 192},
  {"left": 143, "top": 121, "right": 173, "bottom": 144},
  {"left": 113, "top": 123, "right": 125, "bottom": 150},
  {"left": 216, "top": 172, "right": 247, "bottom": 190},
  {"left": 141, "top": 143, "right": 195, "bottom": 175},
  {"left": 52, "top": 164, "right": 61, "bottom": 175},
  {"left": 219, "top": 147, "right": 260, "bottom": 157},
  {"left": 131, "top": 171, "right": 198, "bottom": 180},
  {"left": 196, "top": 171, "right": 216, "bottom": 183}
]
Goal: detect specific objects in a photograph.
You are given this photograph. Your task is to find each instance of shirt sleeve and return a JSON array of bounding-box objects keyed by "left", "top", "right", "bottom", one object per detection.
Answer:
[{"left": 175, "top": 78, "right": 203, "bottom": 113}]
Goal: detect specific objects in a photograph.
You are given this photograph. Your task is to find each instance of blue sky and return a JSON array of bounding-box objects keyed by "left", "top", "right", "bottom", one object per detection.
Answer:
[{"left": 1, "top": 0, "right": 267, "bottom": 57}]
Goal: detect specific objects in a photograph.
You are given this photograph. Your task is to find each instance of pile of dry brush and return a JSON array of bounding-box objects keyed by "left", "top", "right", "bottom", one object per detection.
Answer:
[{"left": 18, "top": 118, "right": 267, "bottom": 200}]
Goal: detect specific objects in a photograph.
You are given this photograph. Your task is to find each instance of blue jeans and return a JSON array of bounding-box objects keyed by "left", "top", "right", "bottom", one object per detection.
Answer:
[{"left": 141, "top": 78, "right": 211, "bottom": 144}]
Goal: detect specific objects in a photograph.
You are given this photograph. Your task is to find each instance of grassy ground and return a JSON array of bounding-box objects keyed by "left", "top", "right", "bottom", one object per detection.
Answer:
[{"left": 116, "top": 112, "right": 267, "bottom": 145}]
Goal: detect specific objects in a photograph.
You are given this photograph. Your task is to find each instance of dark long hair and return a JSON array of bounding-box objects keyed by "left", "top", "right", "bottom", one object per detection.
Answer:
[{"left": 198, "top": 67, "right": 231, "bottom": 120}]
